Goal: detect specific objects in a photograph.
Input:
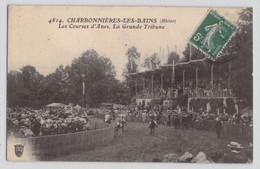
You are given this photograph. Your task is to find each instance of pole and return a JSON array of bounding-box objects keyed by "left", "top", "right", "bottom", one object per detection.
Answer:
[
  {"left": 135, "top": 78, "right": 137, "bottom": 96},
  {"left": 183, "top": 69, "right": 185, "bottom": 92},
  {"left": 163, "top": 48, "right": 165, "bottom": 60},
  {"left": 159, "top": 46, "right": 161, "bottom": 58},
  {"left": 172, "top": 59, "right": 175, "bottom": 88},
  {"left": 167, "top": 45, "right": 170, "bottom": 63},
  {"left": 171, "top": 72, "right": 173, "bottom": 89},
  {"left": 151, "top": 74, "right": 154, "bottom": 94},
  {"left": 130, "top": 58, "right": 133, "bottom": 71},
  {"left": 82, "top": 81, "right": 85, "bottom": 108},
  {"left": 228, "top": 61, "right": 232, "bottom": 89},
  {"left": 188, "top": 98, "right": 191, "bottom": 112},
  {"left": 196, "top": 66, "right": 198, "bottom": 94},
  {"left": 189, "top": 44, "right": 192, "bottom": 61},
  {"left": 143, "top": 78, "right": 145, "bottom": 91},
  {"left": 161, "top": 73, "right": 164, "bottom": 89},
  {"left": 211, "top": 64, "right": 214, "bottom": 90}
]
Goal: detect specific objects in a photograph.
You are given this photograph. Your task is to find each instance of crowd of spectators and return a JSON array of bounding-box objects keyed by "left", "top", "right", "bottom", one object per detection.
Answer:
[
  {"left": 186, "top": 80, "right": 233, "bottom": 98},
  {"left": 136, "top": 86, "right": 179, "bottom": 99},
  {"left": 136, "top": 80, "right": 233, "bottom": 99},
  {"left": 7, "top": 99, "right": 252, "bottom": 138},
  {"left": 7, "top": 106, "right": 91, "bottom": 138},
  {"left": 95, "top": 103, "right": 253, "bottom": 130}
]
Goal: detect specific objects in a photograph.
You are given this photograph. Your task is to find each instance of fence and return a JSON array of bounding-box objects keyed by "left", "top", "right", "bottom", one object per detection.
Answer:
[{"left": 9, "top": 121, "right": 114, "bottom": 160}]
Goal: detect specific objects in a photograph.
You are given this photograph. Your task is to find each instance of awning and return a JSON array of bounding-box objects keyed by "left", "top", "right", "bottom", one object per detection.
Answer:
[{"left": 45, "top": 103, "right": 67, "bottom": 108}]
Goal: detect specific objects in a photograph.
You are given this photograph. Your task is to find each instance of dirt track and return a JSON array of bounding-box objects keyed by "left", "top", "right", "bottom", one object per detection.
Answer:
[{"left": 53, "top": 120, "right": 250, "bottom": 162}]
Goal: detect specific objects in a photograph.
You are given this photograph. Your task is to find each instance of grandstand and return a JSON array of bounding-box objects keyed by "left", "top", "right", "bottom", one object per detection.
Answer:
[{"left": 129, "top": 57, "right": 239, "bottom": 115}]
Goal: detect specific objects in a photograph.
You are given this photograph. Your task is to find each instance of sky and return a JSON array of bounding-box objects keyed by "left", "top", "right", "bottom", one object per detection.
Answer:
[{"left": 8, "top": 6, "right": 242, "bottom": 80}]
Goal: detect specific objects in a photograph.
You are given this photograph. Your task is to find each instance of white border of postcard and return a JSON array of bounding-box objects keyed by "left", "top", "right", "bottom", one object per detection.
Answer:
[{"left": 0, "top": 0, "right": 260, "bottom": 169}]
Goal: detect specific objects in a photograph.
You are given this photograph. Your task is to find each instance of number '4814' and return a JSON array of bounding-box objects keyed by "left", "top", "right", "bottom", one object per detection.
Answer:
[{"left": 48, "top": 18, "right": 63, "bottom": 24}]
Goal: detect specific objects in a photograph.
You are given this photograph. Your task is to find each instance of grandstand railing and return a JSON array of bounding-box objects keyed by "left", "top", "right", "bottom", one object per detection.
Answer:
[
  {"left": 188, "top": 90, "right": 235, "bottom": 98},
  {"left": 136, "top": 89, "right": 234, "bottom": 100}
]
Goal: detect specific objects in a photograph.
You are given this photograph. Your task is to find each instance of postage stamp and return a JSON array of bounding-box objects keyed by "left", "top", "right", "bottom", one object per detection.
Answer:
[{"left": 189, "top": 9, "right": 237, "bottom": 60}]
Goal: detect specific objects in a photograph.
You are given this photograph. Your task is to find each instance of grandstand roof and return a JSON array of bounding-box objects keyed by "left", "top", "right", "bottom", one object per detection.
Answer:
[{"left": 129, "top": 58, "right": 207, "bottom": 77}]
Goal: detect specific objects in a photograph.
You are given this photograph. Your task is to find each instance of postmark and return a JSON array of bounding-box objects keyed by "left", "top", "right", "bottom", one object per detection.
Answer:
[{"left": 189, "top": 9, "right": 237, "bottom": 60}]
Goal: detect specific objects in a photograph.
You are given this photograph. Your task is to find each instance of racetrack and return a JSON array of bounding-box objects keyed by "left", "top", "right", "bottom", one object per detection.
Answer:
[{"left": 52, "top": 120, "right": 251, "bottom": 162}]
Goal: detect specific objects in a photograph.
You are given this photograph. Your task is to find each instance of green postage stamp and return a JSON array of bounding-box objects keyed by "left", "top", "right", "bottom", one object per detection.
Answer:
[{"left": 189, "top": 10, "right": 237, "bottom": 60}]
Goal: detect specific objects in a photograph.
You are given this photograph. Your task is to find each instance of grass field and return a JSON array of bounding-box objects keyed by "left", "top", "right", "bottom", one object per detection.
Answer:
[{"left": 53, "top": 120, "right": 252, "bottom": 163}]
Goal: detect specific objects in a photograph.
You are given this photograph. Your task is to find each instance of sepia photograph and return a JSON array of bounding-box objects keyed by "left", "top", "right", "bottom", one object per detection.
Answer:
[{"left": 6, "top": 6, "right": 253, "bottom": 163}]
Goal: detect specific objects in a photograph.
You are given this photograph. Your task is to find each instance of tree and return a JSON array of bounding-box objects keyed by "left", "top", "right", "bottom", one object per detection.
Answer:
[
  {"left": 66, "top": 49, "right": 125, "bottom": 106},
  {"left": 181, "top": 44, "right": 205, "bottom": 62},
  {"left": 41, "top": 65, "right": 69, "bottom": 104},
  {"left": 142, "top": 53, "right": 161, "bottom": 69},
  {"left": 7, "top": 65, "right": 44, "bottom": 108},
  {"left": 228, "top": 8, "right": 253, "bottom": 106},
  {"left": 205, "top": 8, "right": 252, "bottom": 106},
  {"left": 122, "top": 46, "right": 141, "bottom": 98},
  {"left": 7, "top": 49, "right": 131, "bottom": 107},
  {"left": 167, "top": 51, "right": 180, "bottom": 64},
  {"left": 21, "top": 66, "right": 44, "bottom": 107},
  {"left": 7, "top": 70, "right": 23, "bottom": 107},
  {"left": 125, "top": 46, "right": 140, "bottom": 73}
]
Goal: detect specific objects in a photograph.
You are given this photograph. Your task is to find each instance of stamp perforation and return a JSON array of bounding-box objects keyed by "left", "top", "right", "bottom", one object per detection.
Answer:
[{"left": 188, "top": 9, "right": 238, "bottom": 61}]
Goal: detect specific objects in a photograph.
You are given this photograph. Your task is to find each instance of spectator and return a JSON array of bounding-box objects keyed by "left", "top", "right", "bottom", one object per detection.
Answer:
[
  {"left": 215, "top": 117, "right": 222, "bottom": 139},
  {"left": 149, "top": 116, "right": 158, "bottom": 136},
  {"left": 31, "top": 117, "right": 41, "bottom": 136}
]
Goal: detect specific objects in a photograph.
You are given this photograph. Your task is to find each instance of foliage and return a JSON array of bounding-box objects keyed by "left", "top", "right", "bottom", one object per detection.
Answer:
[
  {"left": 228, "top": 8, "right": 253, "bottom": 106},
  {"left": 181, "top": 44, "right": 205, "bottom": 62},
  {"left": 7, "top": 66, "right": 44, "bottom": 107},
  {"left": 167, "top": 51, "right": 180, "bottom": 64},
  {"left": 7, "top": 50, "right": 130, "bottom": 108},
  {"left": 211, "top": 8, "right": 253, "bottom": 106},
  {"left": 125, "top": 46, "right": 140, "bottom": 73},
  {"left": 122, "top": 46, "right": 141, "bottom": 98},
  {"left": 142, "top": 53, "right": 161, "bottom": 69}
]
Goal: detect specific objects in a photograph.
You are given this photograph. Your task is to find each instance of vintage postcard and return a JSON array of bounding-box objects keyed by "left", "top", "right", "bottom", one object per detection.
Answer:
[{"left": 7, "top": 6, "right": 253, "bottom": 163}]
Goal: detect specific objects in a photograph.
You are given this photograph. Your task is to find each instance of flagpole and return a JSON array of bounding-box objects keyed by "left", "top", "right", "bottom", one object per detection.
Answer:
[
  {"left": 167, "top": 45, "right": 169, "bottom": 64},
  {"left": 130, "top": 57, "right": 133, "bottom": 70},
  {"left": 172, "top": 59, "right": 175, "bottom": 88},
  {"left": 189, "top": 43, "right": 192, "bottom": 61},
  {"left": 163, "top": 48, "right": 165, "bottom": 60}
]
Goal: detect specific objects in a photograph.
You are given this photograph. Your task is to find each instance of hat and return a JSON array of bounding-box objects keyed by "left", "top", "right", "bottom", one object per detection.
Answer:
[
  {"left": 163, "top": 153, "right": 178, "bottom": 162},
  {"left": 195, "top": 152, "right": 210, "bottom": 163},
  {"left": 61, "top": 123, "right": 66, "bottom": 127},
  {"left": 227, "top": 141, "right": 243, "bottom": 153},
  {"left": 177, "top": 152, "right": 196, "bottom": 162},
  {"left": 228, "top": 141, "right": 243, "bottom": 148},
  {"left": 13, "top": 120, "right": 19, "bottom": 125},
  {"left": 20, "top": 126, "right": 27, "bottom": 131}
]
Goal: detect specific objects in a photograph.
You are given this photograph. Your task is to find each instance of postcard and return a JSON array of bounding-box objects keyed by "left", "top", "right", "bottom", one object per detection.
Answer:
[{"left": 7, "top": 6, "right": 253, "bottom": 163}]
